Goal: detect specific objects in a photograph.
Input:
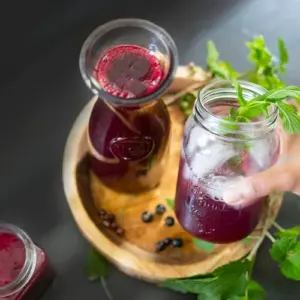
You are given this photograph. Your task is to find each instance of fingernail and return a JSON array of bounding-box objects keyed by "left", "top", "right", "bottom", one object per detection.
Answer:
[{"left": 223, "top": 182, "right": 255, "bottom": 205}]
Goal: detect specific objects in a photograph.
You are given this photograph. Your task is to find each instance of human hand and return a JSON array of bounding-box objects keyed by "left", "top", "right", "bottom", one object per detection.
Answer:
[{"left": 223, "top": 128, "right": 300, "bottom": 206}]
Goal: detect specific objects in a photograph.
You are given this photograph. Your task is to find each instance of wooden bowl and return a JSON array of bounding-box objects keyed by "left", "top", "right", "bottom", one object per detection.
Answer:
[{"left": 62, "top": 66, "right": 283, "bottom": 282}]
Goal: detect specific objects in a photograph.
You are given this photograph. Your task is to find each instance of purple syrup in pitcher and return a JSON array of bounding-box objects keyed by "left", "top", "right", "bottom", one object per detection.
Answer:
[
  {"left": 95, "top": 44, "right": 166, "bottom": 99},
  {"left": 89, "top": 44, "right": 170, "bottom": 193}
]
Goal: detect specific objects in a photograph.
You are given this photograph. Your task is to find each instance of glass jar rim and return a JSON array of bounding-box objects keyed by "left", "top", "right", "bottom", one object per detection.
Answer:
[
  {"left": 195, "top": 79, "right": 279, "bottom": 140},
  {"left": 0, "top": 223, "right": 37, "bottom": 297},
  {"left": 79, "top": 18, "right": 178, "bottom": 106}
]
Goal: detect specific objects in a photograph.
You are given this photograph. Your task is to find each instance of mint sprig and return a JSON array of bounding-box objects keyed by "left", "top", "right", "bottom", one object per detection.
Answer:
[
  {"left": 269, "top": 224, "right": 300, "bottom": 281},
  {"left": 179, "top": 36, "right": 292, "bottom": 119},
  {"left": 207, "top": 40, "right": 238, "bottom": 80},
  {"left": 226, "top": 83, "right": 300, "bottom": 134},
  {"left": 162, "top": 221, "right": 300, "bottom": 299},
  {"left": 246, "top": 36, "right": 287, "bottom": 89},
  {"left": 161, "top": 259, "right": 264, "bottom": 299}
]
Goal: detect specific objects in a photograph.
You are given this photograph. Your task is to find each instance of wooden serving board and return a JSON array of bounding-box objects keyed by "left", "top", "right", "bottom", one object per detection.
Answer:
[{"left": 62, "top": 66, "right": 283, "bottom": 282}]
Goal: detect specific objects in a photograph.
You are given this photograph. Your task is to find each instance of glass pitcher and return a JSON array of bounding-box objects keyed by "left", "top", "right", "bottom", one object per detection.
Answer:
[{"left": 79, "top": 19, "right": 178, "bottom": 193}]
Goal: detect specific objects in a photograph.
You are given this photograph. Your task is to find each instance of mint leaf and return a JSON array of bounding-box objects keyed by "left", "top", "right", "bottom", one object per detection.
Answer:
[
  {"left": 247, "top": 280, "right": 266, "bottom": 300},
  {"left": 241, "top": 236, "right": 252, "bottom": 245},
  {"left": 207, "top": 40, "right": 219, "bottom": 64},
  {"left": 246, "top": 36, "right": 287, "bottom": 89},
  {"left": 237, "top": 106, "right": 263, "bottom": 119},
  {"left": 276, "top": 226, "right": 300, "bottom": 238},
  {"left": 278, "top": 38, "right": 289, "bottom": 73},
  {"left": 277, "top": 102, "right": 300, "bottom": 134},
  {"left": 193, "top": 238, "right": 215, "bottom": 253},
  {"left": 197, "top": 294, "right": 221, "bottom": 300},
  {"left": 161, "top": 276, "right": 217, "bottom": 294},
  {"left": 231, "top": 85, "right": 300, "bottom": 134},
  {"left": 162, "top": 260, "right": 250, "bottom": 298},
  {"left": 85, "top": 248, "right": 110, "bottom": 281},
  {"left": 246, "top": 36, "right": 272, "bottom": 70},
  {"left": 262, "top": 86, "right": 300, "bottom": 102},
  {"left": 222, "top": 61, "right": 239, "bottom": 79},
  {"left": 230, "top": 107, "right": 237, "bottom": 118},
  {"left": 270, "top": 236, "right": 300, "bottom": 280},
  {"left": 207, "top": 41, "right": 238, "bottom": 79},
  {"left": 165, "top": 198, "right": 174, "bottom": 209},
  {"left": 233, "top": 80, "right": 247, "bottom": 106}
]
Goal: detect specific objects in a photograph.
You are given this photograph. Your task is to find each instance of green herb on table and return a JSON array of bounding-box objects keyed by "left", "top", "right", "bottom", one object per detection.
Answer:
[
  {"left": 161, "top": 258, "right": 265, "bottom": 299},
  {"left": 160, "top": 218, "right": 300, "bottom": 299},
  {"left": 165, "top": 198, "right": 175, "bottom": 209},
  {"left": 85, "top": 248, "right": 114, "bottom": 300},
  {"left": 268, "top": 223, "right": 300, "bottom": 280}
]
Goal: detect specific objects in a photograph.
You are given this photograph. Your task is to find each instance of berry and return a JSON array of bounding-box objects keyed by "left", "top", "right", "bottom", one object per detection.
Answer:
[
  {"left": 155, "top": 204, "right": 166, "bottom": 215},
  {"left": 141, "top": 211, "right": 153, "bottom": 223},
  {"left": 155, "top": 240, "right": 167, "bottom": 253},
  {"left": 98, "top": 208, "right": 107, "bottom": 216},
  {"left": 102, "top": 220, "right": 111, "bottom": 228},
  {"left": 165, "top": 216, "right": 175, "bottom": 227},
  {"left": 116, "top": 227, "right": 125, "bottom": 236},
  {"left": 104, "top": 214, "right": 115, "bottom": 223},
  {"left": 163, "top": 238, "right": 172, "bottom": 246},
  {"left": 172, "top": 238, "right": 183, "bottom": 248},
  {"left": 110, "top": 222, "right": 117, "bottom": 230}
]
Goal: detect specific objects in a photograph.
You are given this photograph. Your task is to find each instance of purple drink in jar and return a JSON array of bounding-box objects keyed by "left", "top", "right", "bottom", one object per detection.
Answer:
[{"left": 175, "top": 80, "right": 280, "bottom": 243}]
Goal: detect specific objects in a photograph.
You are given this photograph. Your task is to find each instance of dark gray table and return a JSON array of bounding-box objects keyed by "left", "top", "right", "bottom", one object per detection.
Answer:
[{"left": 0, "top": 0, "right": 299, "bottom": 299}]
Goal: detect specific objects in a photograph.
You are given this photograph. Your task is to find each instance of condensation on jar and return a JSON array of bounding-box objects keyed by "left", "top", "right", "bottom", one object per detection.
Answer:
[
  {"left": 0, "top": 223, "right": 53, "bottom": 300},
  {"left": 174, "top": 80, "right": 281, "bottom": 243}
]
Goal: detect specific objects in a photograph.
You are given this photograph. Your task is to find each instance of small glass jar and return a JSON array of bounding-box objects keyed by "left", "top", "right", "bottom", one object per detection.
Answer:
[
  {"left": 79, "top": 18, "right": 178, "bottom": 194},
  {"left": 175, "top": 80, "right": 280, "bottom": 243},
  {"left": 0, "top": 223, "right": 53, "bottom": 299}
]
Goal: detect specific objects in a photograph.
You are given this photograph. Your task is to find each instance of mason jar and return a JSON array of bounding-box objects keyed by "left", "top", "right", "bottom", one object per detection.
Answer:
[
  {"left": 0, "top": 223, "right": 53, "bottom": 299},
  {"left": 174, "top": 80, "right": 280, "bottom": 243},
  {"left": 79, "top": 19, "right": 178, "bottom": 193}
]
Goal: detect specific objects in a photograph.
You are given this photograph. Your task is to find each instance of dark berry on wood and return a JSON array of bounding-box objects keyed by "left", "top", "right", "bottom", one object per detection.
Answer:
[
  {"left": 141, "top": 211, "right": 153, "bottom": 223},
  {"left": 155, "top": 240, "right": 167, "bottom": 253},
  {"left": 104, "top": 214, "right": 115, "bottom": 222},
  {"left": 116, "top": 227, "right": 125, "bottom": 236},
  {"left": 172, "top": 238, "right": 183, "bottom": 248},
  {"left": 155, "top": 204, "right": 166, "bottom": 215},
  {"left": 102, "top": 220, "right": 111, "bottom": 228},
  {"left": 165, "top": 216, "right": 175, "bottom": 227},
  {"left": 163, "top": 238, "right": 172, "bottom": 246},
  {"left": 98, "top": 208, "right": 107, "bottom": 216}
]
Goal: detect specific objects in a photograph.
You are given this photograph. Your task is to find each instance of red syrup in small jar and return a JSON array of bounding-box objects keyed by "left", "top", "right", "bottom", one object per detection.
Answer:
[
  {"left": 0, "top": 224, "right": 53, "bottom": 300},
  {"left": 88, "top": 44, "right": 171, "bottom": 193}
]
